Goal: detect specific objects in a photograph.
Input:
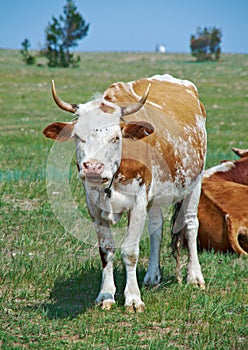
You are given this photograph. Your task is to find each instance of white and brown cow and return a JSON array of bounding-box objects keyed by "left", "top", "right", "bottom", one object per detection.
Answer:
[
  {"left": 43, "top": 74, "right": 207, "bottom": 311},
  {"left": 197, "top": 147, "right": 248, "bottom": 255}
]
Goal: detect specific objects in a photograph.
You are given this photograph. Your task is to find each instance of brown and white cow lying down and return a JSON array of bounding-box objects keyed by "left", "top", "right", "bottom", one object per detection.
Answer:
[
  {"left": 197, "top": 148, "right": 248, "bottom": 255},
  {"left": 43, "top": 74, "right": 207, "bottom": 311}
]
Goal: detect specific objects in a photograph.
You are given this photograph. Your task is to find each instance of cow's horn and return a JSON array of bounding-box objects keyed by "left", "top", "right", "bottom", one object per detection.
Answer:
[
  {"left": 121, "top": 83, "right": 151, "bottom": 117},
  {"left": 51, "top": 80, "right": 78, "bottom": 114}
]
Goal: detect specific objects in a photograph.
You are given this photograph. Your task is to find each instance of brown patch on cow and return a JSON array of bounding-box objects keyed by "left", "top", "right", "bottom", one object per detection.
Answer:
[
  {"left": 103, "top": 94, "right": 112, "bottom": 102},
  {"left": 99, "top": 102, "right": 116, "bottom": 114},
  {"left": 116, "top": 137, "right": 153, "bottom": 193},
  {"left": 118, "top": 158, "right": 152, "bottom": 189}
]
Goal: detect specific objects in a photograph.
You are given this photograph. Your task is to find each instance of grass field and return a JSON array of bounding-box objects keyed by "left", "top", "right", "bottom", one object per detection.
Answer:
[{"left": 0, "top": 49, "right": 248, "bottom": 349}]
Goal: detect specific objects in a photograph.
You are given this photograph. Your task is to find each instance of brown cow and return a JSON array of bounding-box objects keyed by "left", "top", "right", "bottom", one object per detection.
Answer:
[{"left": 197, "top": 147, "right": 248, "bottom": 255}]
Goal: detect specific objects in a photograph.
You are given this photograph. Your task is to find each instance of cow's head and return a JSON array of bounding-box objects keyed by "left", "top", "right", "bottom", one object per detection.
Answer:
[{"left": 43, "top": 81, "right": 154, "bottom": 186}]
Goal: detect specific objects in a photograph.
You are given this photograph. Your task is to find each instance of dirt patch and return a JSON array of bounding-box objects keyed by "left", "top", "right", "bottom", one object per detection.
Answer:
[{"left": 2, "top": 195, "right": 41, "bottom": 211}]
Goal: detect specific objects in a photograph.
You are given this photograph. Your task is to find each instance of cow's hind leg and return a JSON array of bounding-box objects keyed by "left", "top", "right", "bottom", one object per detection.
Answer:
[
  {"left": 143, "top": 205, "right": 163, "bottom": 286},
  {"left": 172, "top": 179, "right": 205, "bottom": 289},
  {"left": 171, "top": 201, "right": 185, "bottom": 285}
]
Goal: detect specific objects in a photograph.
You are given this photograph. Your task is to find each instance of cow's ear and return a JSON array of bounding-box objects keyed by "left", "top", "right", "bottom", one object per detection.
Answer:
[
  {"left": 121, "top": 121, "right": 154, "bottom": 140},
  {"left": 43, "top": 122, "right": 75, "bottom": 142},
  {"left": 232, "top": 147, "right": 248, "bottom": 158}
]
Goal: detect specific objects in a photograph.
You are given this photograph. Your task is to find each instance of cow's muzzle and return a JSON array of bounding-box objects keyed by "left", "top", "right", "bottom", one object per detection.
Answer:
[
  {"left": 81, "top": 161, "right": 108, "bottom": 184},
  {"left": 83, "top": 161, "right": 104, "bottom": 175}
]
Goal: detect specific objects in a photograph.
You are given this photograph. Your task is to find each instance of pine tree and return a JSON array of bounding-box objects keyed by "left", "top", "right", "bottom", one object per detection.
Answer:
[
  {"left": 20, "top": 38, "right": 36, "bottom": 65},
  {"left": 45, "top": 0, "right": 89, "bottom": 67}
]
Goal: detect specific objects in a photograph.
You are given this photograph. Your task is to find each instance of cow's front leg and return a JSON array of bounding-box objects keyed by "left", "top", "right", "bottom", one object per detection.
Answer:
[
  {"left": 87, "top": 193, "right": 116, "bottom": 310},
  {"left": 95, "top": 222, "right": 116, "bottom": 310},
  {"left": 121, "top": 197, "right": 147, "bottom": 312}
]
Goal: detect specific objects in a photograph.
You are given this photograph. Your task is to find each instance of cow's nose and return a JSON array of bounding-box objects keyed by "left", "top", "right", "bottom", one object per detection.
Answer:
[{"left": 82, "top": 161, "right": 104, "bottom": 175}]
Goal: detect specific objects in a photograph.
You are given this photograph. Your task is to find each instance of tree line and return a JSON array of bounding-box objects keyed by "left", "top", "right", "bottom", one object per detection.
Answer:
[{"left": 21, "top": 0, "right": 222, "bottom": 67}]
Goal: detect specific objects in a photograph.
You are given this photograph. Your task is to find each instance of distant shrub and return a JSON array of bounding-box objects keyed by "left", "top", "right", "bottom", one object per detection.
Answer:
[
  {"left": 190, "top": 27, "right": 222, "bottom": 61},
  {"left": 20, "top": 38, "right": 36, "bottom": 65}
]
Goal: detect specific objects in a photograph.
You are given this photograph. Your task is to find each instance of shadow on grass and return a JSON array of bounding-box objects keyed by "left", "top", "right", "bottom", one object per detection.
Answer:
[
  {"left": 40, "top": 264, "right": 130, "bottom": 319},
  {"left": 42, "top": 266, "right": 102, "bottom": 320},
  {"left": 35, "top": 264, "right": 177, "bottom": 320}
]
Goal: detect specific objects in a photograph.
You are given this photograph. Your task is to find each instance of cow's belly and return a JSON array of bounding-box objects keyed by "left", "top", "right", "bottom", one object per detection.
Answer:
[
  {"left": 86, "top": 170, "right": 203, "bottom": 225},
  {"left": 149, "top": 172, "right": 203, "bottom": 207}
]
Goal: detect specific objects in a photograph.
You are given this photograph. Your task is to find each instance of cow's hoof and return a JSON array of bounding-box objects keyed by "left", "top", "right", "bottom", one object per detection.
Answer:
[
  {"left": 143, "top": 274, "right": 161, "bottom": 287},
  {"left": 96, "top": 292, "right": 115, "bottom": 310},
  {"left": 187, "top": 278, "right": 205, "bottom": 290},
  {"left": 101, "top": 299, "right": 115, "bottom": 310},
  {"left": 125, "top": 301, "right": 145, "bottom": 313},
  {"left": 198, "top": 281, "right": 205, "bottom": 290},
  {"left": 96, "top": 298, "right": 115, "bottom": 311},
  {"left": 143, "top": 268, "right": 161, "bottom": 286},
  {"left": 187, "top": 268, "right": 205, "bottom": 290},
  {"left": 135, "top": 302, "right": 145, "bottom": 313}
]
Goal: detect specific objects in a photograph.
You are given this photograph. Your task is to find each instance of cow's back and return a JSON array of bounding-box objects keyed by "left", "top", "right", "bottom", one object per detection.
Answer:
[{"left": 104, "top": 75, "right": 207, "bottom": 184}]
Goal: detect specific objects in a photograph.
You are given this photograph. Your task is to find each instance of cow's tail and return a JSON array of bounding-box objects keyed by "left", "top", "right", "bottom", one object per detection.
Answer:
[
  {"left": 227, "top": 216, "right": 248, "bottom": 255},
  {"left": 170, "top": 201, "right": 186, "bottom": 284},
  {"left": 238, "top": 227, "right": 248, "bottom": 255}
]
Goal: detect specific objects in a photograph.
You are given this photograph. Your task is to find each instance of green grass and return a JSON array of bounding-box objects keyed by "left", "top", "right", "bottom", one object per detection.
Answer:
[{"left": 1, "top": 49, "right": 248, "bottom": 349}]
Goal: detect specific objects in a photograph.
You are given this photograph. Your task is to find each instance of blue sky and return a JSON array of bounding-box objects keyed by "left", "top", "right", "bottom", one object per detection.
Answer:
[{"left": 1, "top": 0, "right": 248, "bottom": 53}]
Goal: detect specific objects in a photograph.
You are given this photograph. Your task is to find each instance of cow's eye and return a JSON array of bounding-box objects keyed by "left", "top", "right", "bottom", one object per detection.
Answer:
[{"left": 110, "top": 136, "right": 120, "bottom": 143}]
